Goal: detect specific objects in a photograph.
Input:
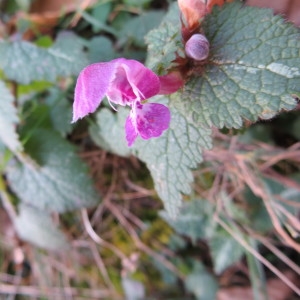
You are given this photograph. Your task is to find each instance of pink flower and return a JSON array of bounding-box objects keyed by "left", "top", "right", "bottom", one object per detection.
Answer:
[{"left": 73, "top": 58, "right": 183, "bottom": 146}]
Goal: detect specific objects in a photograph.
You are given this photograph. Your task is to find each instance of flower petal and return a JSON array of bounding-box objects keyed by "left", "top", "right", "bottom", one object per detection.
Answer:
[
  {"left": 178, "top": 0, "right": 206, "bottom": 29},
  {"left": 116, "top": 59, "right": 161, "bottom": 101},
  {"left": 72, "top": 62, "right": 117, "bottom": 122},
  {"left": 159, "top": 72, "right": 184, "bottom": 94},
  {"left": 135, "top": 102, "right": 171, "bottom": 140},
  {"left": 106, "top": 62, "right": 138, "bottom": 106},
  {"left": 125, "top": 114, "right": 138, "bottom": 147}
]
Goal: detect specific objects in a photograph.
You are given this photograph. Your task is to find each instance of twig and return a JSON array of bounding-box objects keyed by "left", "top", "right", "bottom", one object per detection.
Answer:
[
  {"left": 259, "top": 150, "right": 300, "bottom": 171},
  {"left": 106, "top": 202, "right": 185, "bottom": 281},
  {"left": 262, "top": 193, "right": 300, "bottom": 252},
  {"left": 0, "top": 284, "right": 113, "bottom": 299},
  {"left": 273, "top": 201, "right": 300, "bottom": 232},
  {"left": 274, "top": 195, "right": 300, "bottom": 208},
  {"left": 120, "top": 207, "right": 148, "bottom": 231},
  {"left": 216, "top": 216, "right": 300, "bottom": 297},
  {"left": 0, "top": 188, "right": 17, "bottom": 221},
  {"left": 91, "top": 157, "right": 117, "bottom": 226},
  {"left": 45, "top": 256, "right": 75, "bottom": 278},
  {"left": 252, "top": 234, "right": 300, "bottom": 275},
  {"left": 70, "top": 0, "right": 99, "bottom": 26},
  {"left": 89, "top": 242, "right": 115, "bottom": 291},
  {"left": 81, "top": 209, "right": 127, "bottom": 261},
  {"left": 0, "top": 273, "right": 19, "bottom": 284},
  {"left": 124, "top": 177, "right": 155, "bottom": 196},
  {"left": 287, "top": 141, "right": 300, "bottom": 151},
  {"left": 235, "top": 158, "right": 300, "bottom": 252},
  {"left": 264, "top": 170, "right": 300, "bottom": 193}
]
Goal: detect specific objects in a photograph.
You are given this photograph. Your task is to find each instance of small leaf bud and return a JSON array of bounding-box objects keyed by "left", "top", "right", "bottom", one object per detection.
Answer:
[{"left": 185, "top": 34, "right": 210, "bottom": 61}]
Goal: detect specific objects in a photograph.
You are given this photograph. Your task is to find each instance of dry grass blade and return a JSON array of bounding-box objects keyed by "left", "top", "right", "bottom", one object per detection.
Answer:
[
  {"left": 106, "top": 202, "right": 185, "bottom": 281},
  {"left": 216, "top": 216, "right": 300, "bottom": 297},
  {"left": 89, "top": 242, "right": 116, "bottom": 291},
  {"left": 205, "top": 133, "right": 300, "bottom": 296},
  {"left": 235, "top": 158, "right": 300, "bottom": 252},
  {"left": 81, "top": 208, "right": 127, "bottom": 261},
  {"left": 252, "top": 234, "right": 300, "bottom": 275},
  {"left": 0, "top": 284, "right": 113, "bottom": 299}
]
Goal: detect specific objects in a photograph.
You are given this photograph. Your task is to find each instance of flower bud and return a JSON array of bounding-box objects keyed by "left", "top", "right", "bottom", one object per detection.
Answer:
[{"left": 185, "top": 34, "right": 209, "bottom": 61}]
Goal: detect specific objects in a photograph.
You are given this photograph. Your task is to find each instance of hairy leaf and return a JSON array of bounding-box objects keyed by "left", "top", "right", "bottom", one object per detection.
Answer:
[
  {"left": 0, "top": 31, "right": 88, "bottom": 84},
  {"left": 14, "top": 203, "right": 69, "bottom": 251},
  {"left": 89, "top": 107, "right": 131, "bottom": 157},
  {"left": 7, "top": 129, "right": 98, "bottom": 212},
  {"left": 145, "top": 4, "right": 183, "bottom": 74},
  {"left": 175, "top": 2, "right": 298, "bottom": 127},
  {"left": 133, "top": 96, "right": 212, "bottom": 217},
  {"left": 0, "top": 81, "right": 22, "bottom": 152}
]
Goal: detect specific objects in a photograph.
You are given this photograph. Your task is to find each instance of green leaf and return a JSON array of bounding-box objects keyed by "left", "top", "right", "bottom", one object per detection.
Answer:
[
  {"left": 89, "top": 107, "right": 131, "bottom": 157},
  {"left": 17, "top": 80, "right": 53, "bottom": 96},
  {"left": 119, "top": 11, "right": 164, "bottom": 47},
  {"left": 14, "top": 203, "right": 69, "bottom": 251},
  {"left": 80, "top": 11, "right": 117, "bottom": 36},
  {"left": 111, "top": 11, "right": 132, "bottom": 31},
  {"left": 209, "top": 230, "right": 244, "bottom": 274},
  {"left": 123, "top": 0, "right": 151, "bottom": 8},
  {"left": 21, "top": 103, "right": 53, "bottom": 136},
  {"left": 185, "top": 261, "right": 218, "bottom": 300},
  {"left": 152, "top": 257, "right": 178, "bottom": 285},
  {"left": 19, "top": 88, "right": 72, "bottom": 137},
  {"left": 0, "top": 81, "right": 22, "bottom": 152},
  {"left": 175, "top": 2, "right": 298, "bottom": 128},
  {"left": 91, "top": 2, "right": 112, "bottom": 32},
  {"left": 7, "top": 129, "right": 98, "bottom": 212},
  {"left": 241, "top": 187, "right": 273, "bottom": 233},
  {"left": 160, "top": 198, "right": 215, "bottom": 242},
  {"left": 238, "top": 123, "right": 273, "bottom": 145},
  {"left": 145, "top": 4, "right": 183, "bottom": 74},
  {"left": 45, "top": 88, "right": 73, "bottom": 136},
  {"left": 133, "top": 96, "right": 212, "bottom": 217},
  {"left": 0, "top": 31, "right": 88, "bottom": 84},
  {"left": 88, "top": 37, "right": 116, "bottom": 63}
]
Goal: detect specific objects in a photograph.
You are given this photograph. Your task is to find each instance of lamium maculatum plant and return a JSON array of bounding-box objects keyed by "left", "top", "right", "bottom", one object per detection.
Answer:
[{"left": 0, "top": 1, "right": 299, "bottom": 298}]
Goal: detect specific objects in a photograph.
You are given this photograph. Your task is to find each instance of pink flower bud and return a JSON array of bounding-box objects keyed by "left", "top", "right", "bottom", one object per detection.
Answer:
[
  {"left": 185, "top": 34, "right": 209, "bottom": 61},
  {"left": 178, "top": 0, "right": 229, "bottom": 30},
  {"left": 178, "top": 0, "right": 206, "bottom": 30}
]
